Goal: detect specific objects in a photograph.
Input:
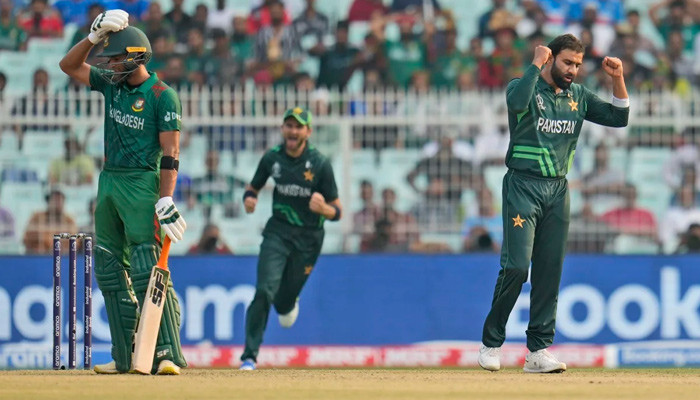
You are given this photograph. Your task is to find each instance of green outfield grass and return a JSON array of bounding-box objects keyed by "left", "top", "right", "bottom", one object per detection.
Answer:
[{"left": 1, "top": 368, "right": 699, "bottom": 400}]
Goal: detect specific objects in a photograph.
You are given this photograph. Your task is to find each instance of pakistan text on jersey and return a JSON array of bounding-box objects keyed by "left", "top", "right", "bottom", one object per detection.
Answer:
[
  {"left": 536, "top": 117, "right": 577, "bottom": 134},
  {"left": 276, "top": 184, "right": 312, "bottom": 197},
  {"left": 109, "top": 106, "right": 145, "bottom": 130}
]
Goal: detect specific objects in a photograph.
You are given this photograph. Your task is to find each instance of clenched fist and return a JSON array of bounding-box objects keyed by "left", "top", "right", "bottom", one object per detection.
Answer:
[
  {"left": 532, "top": 45, "right": 552, "bottom": 69},
  {"left": 602, "top": 56, "right": 623, "bottom": 78},
  {"left": 244, "top": 196, "right": 257, "bottom": 214},
  {"left": 309, "top": 192, "right": 326, "bottom": 214}
]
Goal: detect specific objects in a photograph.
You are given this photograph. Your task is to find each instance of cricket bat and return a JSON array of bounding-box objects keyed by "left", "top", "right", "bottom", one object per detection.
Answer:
[{"left": 132, "top": 236, "right": 171, "bottom": 374}]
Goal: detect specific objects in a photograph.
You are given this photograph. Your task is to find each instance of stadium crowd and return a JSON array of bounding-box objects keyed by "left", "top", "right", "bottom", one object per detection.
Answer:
[
  {"left": 2, "top": 0, "right": 700, "bottom": 91},
  {"left": 2, "top": 0, "right": 700, "bottom": 255}
]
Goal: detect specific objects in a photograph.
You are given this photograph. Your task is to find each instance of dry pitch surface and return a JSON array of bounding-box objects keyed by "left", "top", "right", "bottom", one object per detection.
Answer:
[{"left": 1, "top": 368, "right": 699, "bottom": 400}]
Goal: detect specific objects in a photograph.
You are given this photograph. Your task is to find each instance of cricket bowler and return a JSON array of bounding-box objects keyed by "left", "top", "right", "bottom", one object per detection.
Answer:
[{"left": 478, "top": 34, "right": 629, "bottom": 373}]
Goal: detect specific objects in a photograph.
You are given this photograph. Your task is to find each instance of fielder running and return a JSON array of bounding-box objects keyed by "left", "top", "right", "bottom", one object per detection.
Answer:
[
  {"left": 478, "top": 34, "right": 629, "bottom": 373},
  {"left": 240, "top": 107, "right": 342, "bottom": 370},
  {"left": 60, "top": 11, "right": 187, "bottom": 374}
]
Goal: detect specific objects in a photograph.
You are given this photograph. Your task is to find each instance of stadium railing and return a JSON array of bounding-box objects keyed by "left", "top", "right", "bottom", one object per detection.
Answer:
[{"left": 0, "top": 87, "right": 697, "bottom": 255}]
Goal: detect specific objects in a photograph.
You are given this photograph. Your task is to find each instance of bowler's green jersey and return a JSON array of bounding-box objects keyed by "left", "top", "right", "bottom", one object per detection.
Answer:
[
  {"left": 250, "top": 143, "right": 338, "bottom": 230},
  {"left": 506, "top": 64, "right": 629, "bottom": 178},
  {"left": 89, "top": 67, "right": 182, "bottom": 170}
]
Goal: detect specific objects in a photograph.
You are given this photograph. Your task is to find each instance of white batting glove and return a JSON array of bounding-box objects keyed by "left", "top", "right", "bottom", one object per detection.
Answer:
[
  {"left": 88, "top": 9, "right": 129, "bottom": 44},
  {"left": 155, "top": 196, "right": 187, "bottom": 243}
]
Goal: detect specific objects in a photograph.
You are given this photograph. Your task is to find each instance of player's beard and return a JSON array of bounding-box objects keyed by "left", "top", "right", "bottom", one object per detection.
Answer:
[
  {"left": 551, "top": 61, "right": 574, "bottom": 90},
  {"left": 285, "top": 134, "right": 307, "bottom": 153}
]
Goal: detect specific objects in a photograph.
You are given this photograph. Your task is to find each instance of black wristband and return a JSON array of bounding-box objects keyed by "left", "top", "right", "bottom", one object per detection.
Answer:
[
  {"left": 330, "top": 204, "right": 341, "bottom": 221},
  {"left": 243, "top": 190, "right": 258, "bottom": 201},
  {"left": 160, "top": 156, "right": 179, "bottom": 171}
]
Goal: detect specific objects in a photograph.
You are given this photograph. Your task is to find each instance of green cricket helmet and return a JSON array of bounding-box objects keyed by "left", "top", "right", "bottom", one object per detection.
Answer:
[{"left": 96, "top": 26, "right": 152, "bottom": 84}]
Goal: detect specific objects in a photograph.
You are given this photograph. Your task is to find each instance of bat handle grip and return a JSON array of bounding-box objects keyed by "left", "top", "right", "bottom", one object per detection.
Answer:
[{"left": 158, "top": 236, "right": 171, "bottom": 269}]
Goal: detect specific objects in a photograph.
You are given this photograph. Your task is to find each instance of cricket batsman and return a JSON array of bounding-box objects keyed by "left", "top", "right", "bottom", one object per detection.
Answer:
[
  {"left": 59, "top": 10, "right": 187, "bottom": 374},
  {"left": 478, "top": 34, "right": 629, "bottom": 373},
  {"left": 239, "top": 107, "right": 342, "bottom": 370}
]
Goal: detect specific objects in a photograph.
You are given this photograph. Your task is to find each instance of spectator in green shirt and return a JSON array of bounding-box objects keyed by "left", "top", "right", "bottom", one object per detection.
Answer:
[
  {"left": 205, "top": 28, "right": 245, "bottom": 86},
  {"left": 0, "top": 0, "right": 27, "bottom": 51},
  {"left": 431, "top": 27, "right": 473, "bottom": 88},
  {"left": 649, "top": 0, "right": 700, "bottom": 51},
  {"left": 384, "top": 14, "right": 428, "bottom": 87},
  {"left": 185, "top": 27, "right": 209, "bottom": 86},
  {"left": 148, "top": 33, "right": 172, "bottom": 76},
  {"left": 231, "top": 15, "right": 254, "bottom": 61}
]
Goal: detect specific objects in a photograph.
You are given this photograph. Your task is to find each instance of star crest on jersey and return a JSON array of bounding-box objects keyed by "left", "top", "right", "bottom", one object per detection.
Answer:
[
  {"left": 568, "top": 99, "right": 578, "bottom": 111},
  {"left": 536, "top": 93, "right": 546, "bottom": 111},
  {"left": 512, "top": 214, "right": 525, "bottom": 228},
  {"left": 131, "top": 98, "right": 145, "bottom": 112},
  {"left": 304, "top": 169, "right": 314, "bottom": 181}
]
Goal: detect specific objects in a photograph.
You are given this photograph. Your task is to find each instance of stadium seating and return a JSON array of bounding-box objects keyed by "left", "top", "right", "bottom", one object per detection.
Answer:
[
  {"left": 348, "top": 21, "right": 370, "bottom": 47},
  {"left": 180, "top": 134, "right": 208, "bottom": 178},
  {"left": 0, "top": 131, "right": 20, "bottom": 168},
  {"left": 84, "top": 128, "right": 104, "bottom": 159},
  {"left": 220, "top": 217, "right": 264, "bottom": 254},
  {"left": 0, "top": 51, "right": 37, "bottom": 96},
  {"left": 316, "top": 0, "right": 353, "bottom": 21},
  {"left": 1, "top": 167, "right": 38, "bottom": 184},
  {"left": 574, "top": 146, "right": 629, "bottom": 177},
  {"left": 345, "top": 233, "right": 362, "bottom": 253},
  {"left": 63, "top": 185, "right": 94, "bottom": 229},
  {"left": 299, "top": 56, "right": 321, "bottom": 80},
  {"left": 377, "top": 148, "right": 422, "bottom": 212},
  {"left": 627, "top": 147, "right": 673, "bottom": 186},
  {"left": 0, "top": 181, "right": 45, "bottom": 240},
  {"left": 419, "top": 232, "right": 463, "bottom": 253},
  {"left": 460, "top": 188, "right": 478, "bottom": 219},
  {"left": 608, "top": 234, "right": 660, "bottom": 255},
  {"left": 482, "top": 165, "right": 507, "bottom": 205},
  {"left": 232, "top": 150, "right": 263, "bottom": 182},
  {"left": 20, "top": 130, "right": 66, "bottom": 182},
  {"left": 636, "top": 184, "right": 672, "bottom": 221},
  {"left": 322, "top": 231, "right": 344, "bottom": 253},
  {"left": 0, "top": 236, "right": 23, "bottom": 254}
]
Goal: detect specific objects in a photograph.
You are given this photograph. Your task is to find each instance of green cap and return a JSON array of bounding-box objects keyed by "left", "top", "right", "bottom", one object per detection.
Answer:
[{"left": 283, "top": 107, "right": 313, "bottom": 126}]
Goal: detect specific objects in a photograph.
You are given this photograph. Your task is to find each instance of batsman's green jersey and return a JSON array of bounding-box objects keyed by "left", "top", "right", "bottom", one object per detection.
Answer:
[
  {"left": 242, "top": 143, "right": 338, "bottom": 362},
  {"left": 90, "top": 67, "right": 182, "bottom": 169},
  {"left": 89, "top": 67, "right": 186, "bottom": 372},
  {"left": 482, "top": 64, "right": 629, "bottom": 352}
]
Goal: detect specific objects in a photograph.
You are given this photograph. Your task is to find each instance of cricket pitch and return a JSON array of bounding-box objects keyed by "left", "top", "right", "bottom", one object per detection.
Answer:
[{"left": 1, "top": 368, "right": 698, "bottom": 399}]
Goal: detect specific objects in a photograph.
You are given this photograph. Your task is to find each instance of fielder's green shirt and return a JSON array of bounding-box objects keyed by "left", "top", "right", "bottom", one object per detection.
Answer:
[
  {"left": 89, "top": 67, "right": 182, "bottom": 170},
  {"left": 506, "top": 64, "right": 629, "bottom": 178},
  {"left": 251, "top": 143, "right": 338, "bottom": 230}
]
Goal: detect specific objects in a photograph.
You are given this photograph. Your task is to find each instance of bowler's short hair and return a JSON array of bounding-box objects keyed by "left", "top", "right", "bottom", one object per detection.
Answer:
[{"left": 548, "top": 34, "right": 585, "bottom": 58}]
